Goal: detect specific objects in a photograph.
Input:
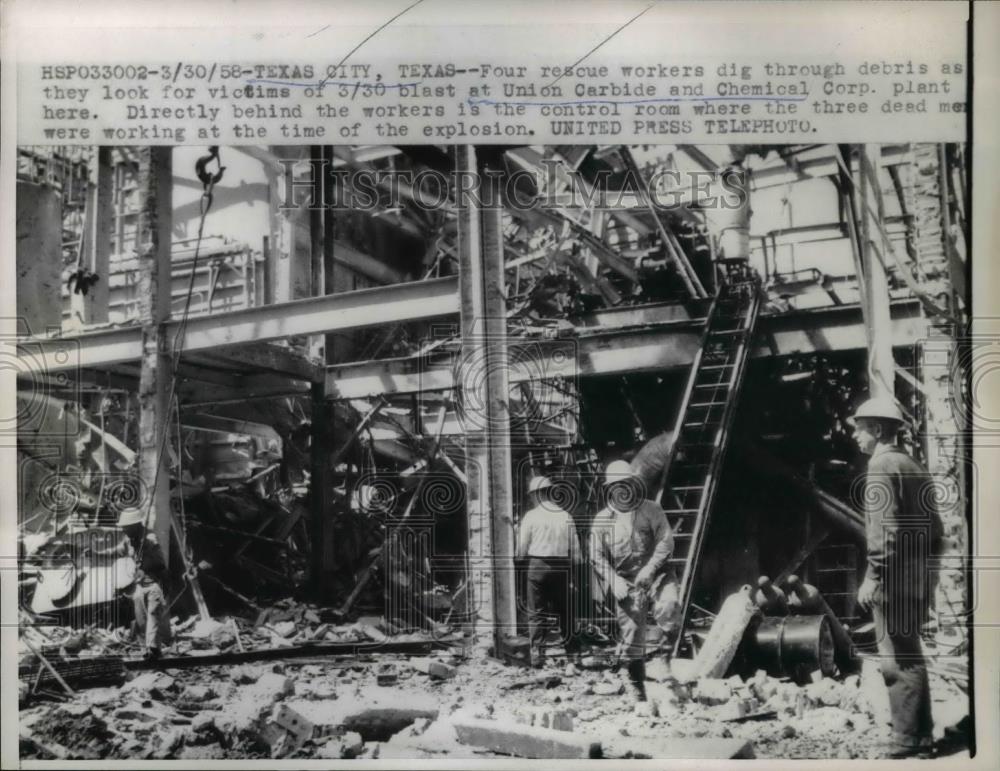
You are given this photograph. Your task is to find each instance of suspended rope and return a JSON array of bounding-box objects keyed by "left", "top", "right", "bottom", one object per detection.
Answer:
[{"left": 136, "top": 147, "right": 225, "bottom": 559}]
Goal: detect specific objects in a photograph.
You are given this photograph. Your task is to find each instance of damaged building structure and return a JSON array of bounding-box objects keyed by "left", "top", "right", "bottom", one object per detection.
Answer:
[{"left": 15, "top": 142, "right": 971, "bottom": 760}]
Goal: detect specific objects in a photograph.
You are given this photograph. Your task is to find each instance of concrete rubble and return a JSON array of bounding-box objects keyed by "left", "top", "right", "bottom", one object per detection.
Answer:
[{"left": 17, "top": 627, "right": 972, "bottom": 760}]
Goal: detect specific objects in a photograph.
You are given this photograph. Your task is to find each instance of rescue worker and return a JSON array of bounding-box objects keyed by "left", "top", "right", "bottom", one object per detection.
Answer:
[
  {"left": 87, "top": 506, "right": 171, "bottom": 660},
  {"left": 589, "top": 460, "right": 676, "bottom": 702},
  {"left": 850, "top": 396, "right": 943, "bottom": 758},
  {"left": 517, "top": 475, "right": 581, "bottom": 668}
]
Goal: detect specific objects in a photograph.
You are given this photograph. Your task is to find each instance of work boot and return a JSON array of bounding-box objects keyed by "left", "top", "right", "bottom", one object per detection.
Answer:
[
  {"left": 625, "top": 659, "right": 647, "bottom": 702},
  {"left": 887, "top": 744, "right": 933, "bottom": 760},
  {"left": 143, "top": 647, "right": 162, "bottom": 662}
]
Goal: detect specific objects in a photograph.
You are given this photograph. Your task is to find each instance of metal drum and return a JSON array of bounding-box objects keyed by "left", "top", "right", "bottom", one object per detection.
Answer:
[{"left": 749, "top": 614, "right": 836, "bottom": 681}]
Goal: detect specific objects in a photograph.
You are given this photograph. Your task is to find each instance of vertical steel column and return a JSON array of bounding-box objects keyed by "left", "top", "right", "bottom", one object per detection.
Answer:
[
  {"left": 312, "top": 146, "right": 336, "bottom": 598},
  {"left": 311, "top": 380, "right": 336, "bottom": 598},
  {"left": 456, "top": 146, "right": 517, "bottom": 653},
  {"left": 716, "top": 163, "right": 751, "bottom": 259},
  {"left": 136, "top": 147, "right": 173, "bottom": 562},
  {"left": 858, "top": 145, "right": 896, "bottom": 400}
]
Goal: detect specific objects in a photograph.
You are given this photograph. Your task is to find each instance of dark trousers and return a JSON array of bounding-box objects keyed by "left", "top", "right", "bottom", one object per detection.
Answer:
[
  {"left": 873, "top": 602, "right": 933, "bottom": 749},
  {"left": 526, "top": 557, "right": 577, "bottom": 652}
]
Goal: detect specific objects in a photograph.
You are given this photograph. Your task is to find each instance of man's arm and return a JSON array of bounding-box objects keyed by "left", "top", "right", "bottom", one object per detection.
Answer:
[
  {"left": 589, "top": 515, "right": 627, "bottom": 600},
  {"left": 858, "top": 455, "right": 902, "bottom": 610},
  {"left": 644, "top": 504, "right": 674, "bottom": 574},
  {"left": 864, "top": 457, "right": 901, "bottom": 584},
  {"left": 516, "top": 512, "right": 532, "bottom": 559},
  {"left": 634, "top": 502, "right": 673, "bottom": 590}
]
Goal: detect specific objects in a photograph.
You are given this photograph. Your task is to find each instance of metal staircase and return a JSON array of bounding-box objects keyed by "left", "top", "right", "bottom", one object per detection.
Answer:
[{"left": 658, "top": 258, "right": 763, "bottom": 654}]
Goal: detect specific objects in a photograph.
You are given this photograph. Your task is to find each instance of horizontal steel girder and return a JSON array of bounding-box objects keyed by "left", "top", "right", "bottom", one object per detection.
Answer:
[
  {"left": 16, "top": 277, "right": 459, "bottom": 375},
  {"left": 325, "top": 298, "right": 925, "bottom": 399}
]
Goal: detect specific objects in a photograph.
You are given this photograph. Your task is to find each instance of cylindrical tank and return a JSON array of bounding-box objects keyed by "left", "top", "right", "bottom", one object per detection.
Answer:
[
  {"left": 785, "top": 575, "right": 858, "bottom": 674},
  {"left": 748, "top": 614, "right": 836, "bottom": 682}
]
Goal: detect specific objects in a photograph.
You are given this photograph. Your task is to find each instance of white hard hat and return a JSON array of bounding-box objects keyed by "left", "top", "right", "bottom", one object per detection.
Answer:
[
  {"left": 116, "top": 506, "right": 146, "bottom": 528},
  {"left": 603, "top": 460, "right": 637, "bottom": 487},
  {"left": 527, "top": 476, "right": 554, "bottom": 494},
  {"left": 849, "top": 397, "right": 904, "bottom": 425}
]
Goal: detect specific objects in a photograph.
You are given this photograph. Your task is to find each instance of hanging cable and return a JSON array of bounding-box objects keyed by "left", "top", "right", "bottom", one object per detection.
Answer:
[{"left": 136, "top": 148, "right": 225, "bottom": 559}]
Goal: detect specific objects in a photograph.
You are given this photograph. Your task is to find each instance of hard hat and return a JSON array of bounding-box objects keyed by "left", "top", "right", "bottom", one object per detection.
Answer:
[
  {"left": 849, "top": 397, "right": 904, "bottom": 425},
  {"left": 116, "top": 506, "right": 146, "bottom": 528},
  {"left": 527, "top": 476, "right": 554, "bottom": 494},
  {"left": 603, "top": 460, "right": 637, "bottom": 487}
]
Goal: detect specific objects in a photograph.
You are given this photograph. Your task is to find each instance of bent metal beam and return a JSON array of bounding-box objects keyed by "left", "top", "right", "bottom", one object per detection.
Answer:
[
  {"left": 325, "top": 298, "right": 925, "bottom": 399},
  {"left": 16, "top": 277, "right": 460, "bottom": 375},
  {"left": 19, "top": 281, "right": 924, "bottom": 399}
]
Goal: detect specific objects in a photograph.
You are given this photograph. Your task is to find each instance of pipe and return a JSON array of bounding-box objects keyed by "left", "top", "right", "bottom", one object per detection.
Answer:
[
  {"left": 746, "top": 614, "right": 835, "bottom": 683},
  {"left": 785, "top": 575, "right": 858, "bottom": 674}
]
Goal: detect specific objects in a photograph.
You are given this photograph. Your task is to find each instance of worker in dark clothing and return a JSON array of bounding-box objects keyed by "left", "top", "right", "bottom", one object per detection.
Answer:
[
  {"left": 590, "top": 460, "right": 676, "bottom": 702},
  {"left": 851, "top": 396, "right": 943, "bottom": 758},
  {"left": 88, "top": 506, "right": 171, "bottom": 660},
  {"left": 517, "top": 475, "right": 581, "bottom": 668}
]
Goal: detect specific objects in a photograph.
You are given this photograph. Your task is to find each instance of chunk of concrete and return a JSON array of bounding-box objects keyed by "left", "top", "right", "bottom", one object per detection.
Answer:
[
  {"left": 230, "top": 665, "right": 263, "bottom": 684},
  {"left": 274, "top": 699, "right": 344, "bottom": 741},
  {"left": 82, "top": 687, "right": 121, "bottom": 707},
  {"left": 409, "top": 657, "right": 432, "bottom": 674},
  {"left": 514, "top": 707, "right": 574, "bottom": 731},
  {"left": 801, "top": 706, "right": 852, "bottom": 733},
  {"left": 602, "top": 735, "right": 755, "bottom": 759},
  {"left": 315, "top": 731, "right": 364, "bottom": 759},
  {"left": 858, "top": 657, "right": 892, "bottom": 726},
  {"left": 325, "top": 688, "right": 440, "bottom": 741},
  {"left": 669, "top": 658, "right": 698, "bottom": 682},
  {"left": 453, "top": 717, "right": 602, "bottom": 759},
  {"left": 428, "top": 661, "right": 457, "bottom": 680},
  {"left": 189, "top": 618, "right": 226, "bottom": 638},
  {"left": 645, "top": 658, "right": 674, "bottom": 682},
  {"left": 180, "top": 684, "right": 216, "bottom": 702},
  {"left": 694, "top": 678, "right": 733, "bottom": 705},
  {"left": 123, "top": 671, "right": 175, "bottom": 699},
  {"left": 215, "top": 672, "right": 294, "bottom": 736},
  {"left": 719, "top": 697, "right": 751, "bottom": 721}
]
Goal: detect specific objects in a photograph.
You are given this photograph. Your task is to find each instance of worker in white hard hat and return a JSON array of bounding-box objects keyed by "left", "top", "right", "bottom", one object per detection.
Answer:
[
  {"left": 589, "top": 459, "right": 676, "bottom": 702},
  {"left": 86, "top": 505, "right": 171, "bottom": 661},
  {"left": 850, "top": 395, "right": 943, "bottom": 758},
  {"left": 517, "top": 474, "right": 581, "bottom": 668}
]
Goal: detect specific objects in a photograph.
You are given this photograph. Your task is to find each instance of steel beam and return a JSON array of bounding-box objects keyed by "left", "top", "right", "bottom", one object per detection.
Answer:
[
  {"left": 18, "top": 277, "right": 459, "bottom": 374},
  {"left": 858, "top": 144, "right": 897, "bottom": 399},
  {"left": 135, "top": 147, "right": 173, "bottom": 564},
  {"left": 325, "top": 299, "right": 925, "bottom": 399},
  {"left": 456, "top": 145, "right": 518, "bottom": 653}
]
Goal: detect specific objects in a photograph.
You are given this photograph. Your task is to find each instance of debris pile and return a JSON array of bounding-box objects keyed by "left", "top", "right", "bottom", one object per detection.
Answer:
[{"left": 16, "top": 639, "right": 970, "bottom": 761}]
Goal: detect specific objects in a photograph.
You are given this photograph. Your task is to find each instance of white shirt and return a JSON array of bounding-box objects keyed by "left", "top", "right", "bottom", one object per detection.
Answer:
[{"left": 517, "top": 504, "right": 576, "bottom": 558}]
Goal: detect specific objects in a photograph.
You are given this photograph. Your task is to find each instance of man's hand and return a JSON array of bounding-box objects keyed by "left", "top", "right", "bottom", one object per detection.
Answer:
[
  {"left": 634, "top": 565, "right": 656, "bottom": 591},
  {"left": 857, "top": 575, "right": 881, "bottom": 611},
  {"left": 613, "top": 577, "right": 630, "bottom": 602}
]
